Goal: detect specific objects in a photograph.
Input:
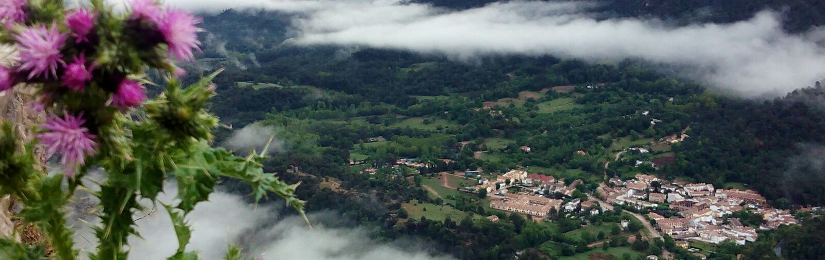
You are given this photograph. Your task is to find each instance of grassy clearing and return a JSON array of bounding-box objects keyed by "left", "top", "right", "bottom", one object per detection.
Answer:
[
  {"left": 483, "top": 91, "right": 544, "bottom": 108},
  {"left": 609, "top": 136, "right": 654, "bottom": 152},
  {"left": 445, "top": 174, "right": 475, "bottom": 188},
  {"left": 650, "top": 142, "right": 672, "bottom": 152},
  {"left": 539, "top": 241, "right": 564, "bottom": 256},
  {"left": 723, "top": 182, "right": 749, "bottom": 190},
  {"left": 479, "top": 152, "right": 503, "bottom": 162},
  {"left": 362, "top": 141, "right": 389, "bottom": 148},
  {"left": 236, "top": 81, "right": 283, "bottom": 90},
  {"left": 688, "top": 241, "right": 718, "bottom": 254},
  {"left": 400, "top": 62, "right": 438, "bottom": 73},
  {"left": 484, "top": 138, "right": 515, "bottom": 150},
  {"left": 537, "top": 98, "right": 582, "bottom": 113},
  {"left": 402, "top": 199, "right": 472, "bottom": 222},
  {"left": 422, "top": 177, "right": 461, "bottom": 198},
  {"left": 558, "top": 247, "right": 644, "bottom": 260},
  {"left": 413, "top": 95, "right": 450, "bottom": 101},
  {"left": 349, "top": 152, "right": 369, "bottom": 161},
  {"left": 390, "top": 117, "right": 459, "bottom": 131},
  {"left": 526, "top": 166, "right": 554, "bottom": 174},
  {"left": 564, "top": 223, "right": 618, "bottom": 243},
  {"left": 525, "top": 167, "right": 587, "bottom": 180}
]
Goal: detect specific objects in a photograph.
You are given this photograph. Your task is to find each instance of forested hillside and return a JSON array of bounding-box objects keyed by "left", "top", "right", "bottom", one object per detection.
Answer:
[{"left": 188, "top": 7, "right": 825, "bottom": 260}]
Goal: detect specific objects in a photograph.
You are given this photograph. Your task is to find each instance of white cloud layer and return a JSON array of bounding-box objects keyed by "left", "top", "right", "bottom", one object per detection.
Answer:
[
  {"left": 71, "top": 181, "right": 453, "bottom": 260},
  {"left": 222, "top": 124, "right": 287, "bottom": 155},
  {"left": 160, "top": 0, "right": 825, "bottom": 97}
]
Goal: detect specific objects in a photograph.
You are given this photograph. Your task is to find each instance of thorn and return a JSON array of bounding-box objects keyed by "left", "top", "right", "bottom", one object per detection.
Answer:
[{"left": 260, "top": 135, "right": 275, "bottom": 158}]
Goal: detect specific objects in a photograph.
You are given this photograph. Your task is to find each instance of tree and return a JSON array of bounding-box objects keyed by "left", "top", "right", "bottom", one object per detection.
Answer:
[
  {"left": 581, "top": 231, "right": 593, "bottom": 243},
  {"left": 632, "top": 234, "right": 649, "bottom": 251},
  {"left": 398, "top": 208, "right": 409, "bottom": 218},
  {"left": 611, "top": 224, "right": 622, "bottom": 235},
  {"left": 628, "top": 220, "right": 644, "bottom": 232},
  {"left": 576, "top": 240, "right": 589, "bottom": 253},
  {"left": 773, "top": 198, "right": 791, "bottom": 210},
  {"left": 478, "top": 188, "right": 488, "bottom": 198},
  {"left": 460, "top": 216, "right": 474, "bottom": 230},
  {"left": 509, "top": 213, "right": 526, "bottom": 233},
  {"left": 598, "top": 231, "right": 606, "bottom": 240}
]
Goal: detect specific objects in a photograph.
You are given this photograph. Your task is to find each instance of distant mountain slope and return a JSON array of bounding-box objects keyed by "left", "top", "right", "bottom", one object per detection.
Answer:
[
  {"left": 600, "top": 0, "right": 825, "bottom": 33},
  {"left": 413, "top": 0, "right": 825, "bottom": 33}
]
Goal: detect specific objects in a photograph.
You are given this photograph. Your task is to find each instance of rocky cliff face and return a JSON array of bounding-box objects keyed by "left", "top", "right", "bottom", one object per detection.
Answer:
[{"left": 0, "top": 45, "right": 47, "bottom": 242}]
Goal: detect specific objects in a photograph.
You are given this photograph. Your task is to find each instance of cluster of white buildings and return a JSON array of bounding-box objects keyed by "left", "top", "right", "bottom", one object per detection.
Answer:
[
  {"left": 486, "top": 170, "right": 594, "bottom": 217},
  {"left": 395, "top": 158, "right": 431, "bottom": 168},
  {"left": 598, "top": 174, "right": 797, "bottom": 245},
  {"left": 475, "top": 169, "right": 529, "bottom": 193},
  {"left": 490, "top": 193, "right": 562, "bottom": 218}
]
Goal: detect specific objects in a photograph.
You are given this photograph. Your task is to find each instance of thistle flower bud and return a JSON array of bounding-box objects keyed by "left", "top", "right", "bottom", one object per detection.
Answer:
[
  {"left": 66, "top": 9, "right": 96, "bottom": 44},
  {"left": 109, "top": 78, "right": 146, "bottom": 108},
  {"left": 61, "top": 55, "right": 92, "bottom": 92}
]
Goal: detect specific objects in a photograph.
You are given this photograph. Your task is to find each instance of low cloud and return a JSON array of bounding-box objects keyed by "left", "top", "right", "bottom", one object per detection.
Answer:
[
  {"left": 204, "top": 33, "right": 248, "bottom": 70},
  {"left": 782, "top": 144, "right": 825, "bottom": 204},
  {"left": 222, "top": 124, "right": 287, "bottom": 155},
  {"left": 164, "top": 0, "right": 825, "bottom": 97},
  {"left": 71, "top": 180, "right": 453, "bottom": 260}
]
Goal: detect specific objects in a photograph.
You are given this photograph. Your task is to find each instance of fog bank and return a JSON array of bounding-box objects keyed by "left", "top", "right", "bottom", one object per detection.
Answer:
[{"left": 157, "top": 0, "right": 825, "bottom": 97}]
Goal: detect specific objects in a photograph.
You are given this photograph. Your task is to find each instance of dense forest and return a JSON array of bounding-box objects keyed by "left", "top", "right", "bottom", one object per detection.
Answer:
[{"left": 187, "top": 6, "right": 825, "bottom": 260}]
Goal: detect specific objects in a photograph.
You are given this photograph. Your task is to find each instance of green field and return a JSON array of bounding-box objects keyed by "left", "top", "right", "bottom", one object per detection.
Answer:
[
  {"left": 479, "top": 152, "right": 504, "bottom": 162},
  {"left": 362, "top": 141, "right": 389, "bottom": 148},
  {"left": 527, "top": 167, "right": 587, "bottom": 180},
  {"left": 236, "top": 81, "right": 283, "bottom": 90},
  {"left": 422, "top": 177, "right": 461, "bottom": 198},
  {"left": 484, "top": 138, "right": 515, "bottom": 150},
  {"left": 649, "top": 142, "right": 671, "bottom": 152},
  {"left": 402, "top": 199, "right": 472, "bottom": 222},
  {"left": 526, "top": 166, "right": 554, "bottom": 174},
  {"left": 609, "top": 136, "right": 654, "bottom": 152},
  {"left": 483, "top": 91, "right": 543, "bottom": 108},
  {"left": 400, "top": 62, "right": 438, "bottom": 73},
  {"left": 349, "top": 152, "right": 369, "bottom": 161},
  {"left": 390, "top": 117, "right": 459, "bottom": 131},
  {"left": 413, "top": 95, "right": 450, "bottom": 101},
  {"left": 723, "top": 182, "right": 748, "bottom": 190},
  {"left": 558, "top": 247, "right": 644, "bottom": 260},
  {"left": 688, "top": 240, "right": 718, "bottom": 254},
  {"left": 445, "top": 174, "right": 475, "bottom": 188},
  {"left": 564, "top": 223, "right": 618, "bottom": 243},
  {"left": 537, "top": 98, "right": 582, "bottom": 113}
]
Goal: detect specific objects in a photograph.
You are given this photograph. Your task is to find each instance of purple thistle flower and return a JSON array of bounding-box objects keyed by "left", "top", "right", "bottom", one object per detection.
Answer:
[
  {"left": 61, "top": 55, "right": 92, "bottom": 92},
  {"left": 0, "top": 66, "right": 14, "bottom": 92},
  {"left": 109, "top": 78, "right": 145, "bottom": 108},
  {"left": 0, "top": 0, "right": 26, "bottom": 26},
  {"left": 66, "top": 9, "right": 96, "bottom": 43},
  {"left": 129, "top": 0, "right": 163, "bottom": 23},
  {"left": 38, "top": 112, "right": 97, "bottom": 177},
  {"left": 158, "top": 9, "right": 201, "bottom": 62},
  {"left": 15, "top": 25, "right": 68, "bottom": 80}
]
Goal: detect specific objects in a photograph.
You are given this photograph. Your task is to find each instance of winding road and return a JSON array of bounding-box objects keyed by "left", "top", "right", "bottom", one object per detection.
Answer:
[{"left": 596, "top": 149, "right": 672, "bottom": 258}]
